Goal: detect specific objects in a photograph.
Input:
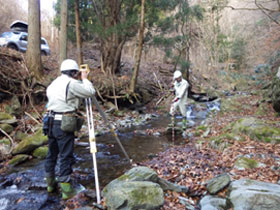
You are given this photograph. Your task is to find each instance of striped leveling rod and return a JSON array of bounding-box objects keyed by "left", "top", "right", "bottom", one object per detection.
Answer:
[
  {"left": 85, "top": 97, "right": 101, "bottom": 204},
  {"left": 171, "top": 105, "right": 175, "bottom": 142}
]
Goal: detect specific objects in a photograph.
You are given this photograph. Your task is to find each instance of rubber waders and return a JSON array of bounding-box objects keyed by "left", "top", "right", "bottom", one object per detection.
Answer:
[{"left": 182, "top": 119, "right": 187, "bottom": 130}]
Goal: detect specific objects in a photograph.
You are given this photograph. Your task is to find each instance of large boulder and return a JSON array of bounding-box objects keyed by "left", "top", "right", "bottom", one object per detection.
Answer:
[
  {"left": 228, "top": 179, "right": 280, "bottom": 210},
  {"left": 103, "top": 166, "right": 188, "bottom": 194},
  {"left": 229, "top": 117, "right": 280, "bottom": 143},
  {"left": 12, "top": 129, "right": 48, "bottom": 155},
  {"left": 103, "top": 166, "right": 188, "bottom": 210},
  {"left": 104, "top": 181, "right": 164, "bottom": 210}
]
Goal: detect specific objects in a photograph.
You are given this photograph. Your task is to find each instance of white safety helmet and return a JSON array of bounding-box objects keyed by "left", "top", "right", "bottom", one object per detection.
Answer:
[
  {"left": 60, "top": 59, "right": 79, "bottom": 72},
  {"left": 173, "top": 70, "right": 182, "bottom": 80}
]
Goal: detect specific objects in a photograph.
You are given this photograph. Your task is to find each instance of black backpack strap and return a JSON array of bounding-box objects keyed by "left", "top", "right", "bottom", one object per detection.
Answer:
[{"left": 65, "top": 81, "right": 71, "bottom": 104}]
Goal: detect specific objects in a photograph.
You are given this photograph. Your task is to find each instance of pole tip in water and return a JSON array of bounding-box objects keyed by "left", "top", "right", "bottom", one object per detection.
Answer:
[{"left": 92, "top": 202, "right": 105, "bottom": 209}]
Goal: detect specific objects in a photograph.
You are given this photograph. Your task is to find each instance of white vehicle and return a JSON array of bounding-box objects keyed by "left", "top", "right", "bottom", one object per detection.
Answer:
[{"left": 0, "top": 20, "right": 50, "bottom": 55}]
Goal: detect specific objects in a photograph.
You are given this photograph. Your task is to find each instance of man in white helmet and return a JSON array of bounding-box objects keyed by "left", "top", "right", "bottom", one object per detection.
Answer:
[
  {"left": 45, "top": 59, "right": 95, "bottom": 199},
  {"left": 170, "top": 70, "right": 189, "bottom": 124}
]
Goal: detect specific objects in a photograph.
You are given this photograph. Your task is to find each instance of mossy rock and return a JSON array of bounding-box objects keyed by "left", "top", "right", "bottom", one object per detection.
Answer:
[
  {"left": 15, "top": 131, "right": 28, "bottom": 141},
  {"left": 0, "top": 123, "right": 14, "bottom": 134},
  {"left": 234, "top": 157, "right": 265, "bottom": 170},
  {"left": 103, "top": 166, "right": 159, "bottom": 195},
  {"left": 8, "top": 154, "right": 30, "bottom": 166},
  {"left": 0, "top": 112, "right": 13, "bottom": 121},
  {"left": 12, "top": 128, "right": 48, "bottom": 155},
  {"left": 32, "top": 146, "right": 48, "bottom": 159},
  {"left": 230, "top": 117, "right": 280, "bottom": 143},
  {"left": 104, "top": 181, "right": 164, "bottom": 210}
]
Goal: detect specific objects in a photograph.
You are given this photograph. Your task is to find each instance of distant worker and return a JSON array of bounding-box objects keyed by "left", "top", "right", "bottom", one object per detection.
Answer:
[
  {"left": 170, "top": 70, "right": 189, "bottom": 125},
  {"left": 44, "top": 59, "right": 96, "bottom": 199}
]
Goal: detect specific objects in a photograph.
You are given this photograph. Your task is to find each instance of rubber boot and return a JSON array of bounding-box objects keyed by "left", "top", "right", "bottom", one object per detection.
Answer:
[
  {"left": 182, "top": 119, "right": 187, "bottom": 130},
  {"left": 46, "top": 176, "right": 57, "bottom": 193},
  {"left": 60, "top": 182, "right": 85, "bottom": 200}
]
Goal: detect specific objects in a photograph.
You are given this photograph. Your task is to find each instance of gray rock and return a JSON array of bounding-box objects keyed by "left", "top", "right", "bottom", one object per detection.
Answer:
[
  {"left": 157, "top": 177, "right": 188, "bottom": 193},
  {"left": 199, "top": 195, "right": 227, "bottom": 210},
  {"left": 179, "top": 196, "right": 195, "bottom": 210},
  {"left": 228, "top": 179, "right": 280, "bottom": 210},
  {"left": 103, "top": 166, "right": 187, "bottom": 209},
  {"left": 104, "top": 181, "right": 164, "bottom": 210},
  {"left": 103, "top": 166, "right": 187, "bottom": 193},
  {"left": 0, "top": 189, "right": 48, "bottom": 210},
  {"left": 75, "top": 207, "right": 94, "bottom": 210},
  {"left": 206, "top": 173, "right": 231, "bottom": 194}
]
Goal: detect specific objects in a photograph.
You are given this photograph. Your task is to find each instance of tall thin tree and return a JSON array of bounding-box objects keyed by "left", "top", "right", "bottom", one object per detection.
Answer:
[
  {"left": 59, "top": 0, "right": 68, "bottom": 65},
  {"left": 26, "top": 0, "right": 42, "bottom": 80},
  {"left": 129, "top": 0, "right": 145, "bottom": 93},
  {"left": 75, "top": 0, "right": 83, "bottom": 66}
]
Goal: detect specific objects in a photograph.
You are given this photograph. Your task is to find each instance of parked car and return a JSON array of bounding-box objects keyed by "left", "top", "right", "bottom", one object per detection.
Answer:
[{"left": 0, "top": 31, "right": 51, "bottom": 56}]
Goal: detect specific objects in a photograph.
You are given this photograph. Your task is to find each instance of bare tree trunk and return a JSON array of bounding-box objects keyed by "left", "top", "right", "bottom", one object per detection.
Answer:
[
  {"left": 26, "top": 0, "right": 42, "bottom": 80},
  {"left": 100, "top": 0, "right": 123, "bottom": 74},
  {"left": 129, "top": 0, "right": 145, "bottom": 93},
  {"left": 59, "top": 0, "right": 68, "bottom": 65},
  {"left": 75, "top": 0, "right": 83, "bottom": 66}
]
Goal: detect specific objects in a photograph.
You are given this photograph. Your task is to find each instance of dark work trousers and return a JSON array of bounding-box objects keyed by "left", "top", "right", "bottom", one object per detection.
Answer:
[{"left": 45, "top": 120, "right": 75, "bottom": 183}]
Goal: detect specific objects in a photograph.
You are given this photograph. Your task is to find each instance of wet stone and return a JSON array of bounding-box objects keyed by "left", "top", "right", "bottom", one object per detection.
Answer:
[
  {"left": 206, "top": 173, "right": 231, "bottom": 194},
  {"left": 0, "top": 188, "right": 48, "bottom": 210}
]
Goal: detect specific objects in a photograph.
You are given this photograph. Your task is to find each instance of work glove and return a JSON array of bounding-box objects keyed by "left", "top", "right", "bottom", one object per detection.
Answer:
[{"left": 172, "top": 97, "right": 179, "bottom": 103}]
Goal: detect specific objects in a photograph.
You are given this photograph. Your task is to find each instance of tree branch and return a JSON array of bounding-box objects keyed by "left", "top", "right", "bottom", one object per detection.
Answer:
[
  {"left": 225, "top": 1, "right": 280, "bottom": 25},
  {"left": 0, "top": 127, "right": 15, "bottom": 153},
  {"left": 255, "top": 0, "right": 280, "bottom": 25}
]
